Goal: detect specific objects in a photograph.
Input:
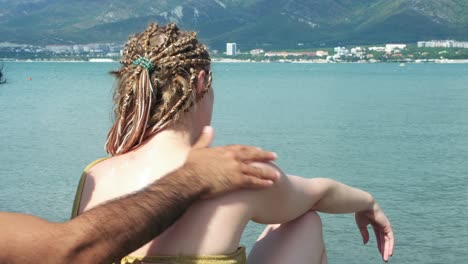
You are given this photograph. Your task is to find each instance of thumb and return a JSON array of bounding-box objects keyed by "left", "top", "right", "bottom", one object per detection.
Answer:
[
  {"left": 193, "top": 126, "right": 214, "bottom": 149},
  {"left": 359, "top": 225, "right": 370, "bottom": 244}
]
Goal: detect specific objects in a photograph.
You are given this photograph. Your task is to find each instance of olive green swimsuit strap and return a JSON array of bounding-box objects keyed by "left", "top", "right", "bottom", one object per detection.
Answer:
[{"left": 71, "top": 157, "right": 110, "bottom": 219}]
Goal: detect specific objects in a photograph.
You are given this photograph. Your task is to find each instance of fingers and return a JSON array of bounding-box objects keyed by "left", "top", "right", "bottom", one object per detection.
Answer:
[
  {"left": 192, "top": 126, "right": 214, "bottom": 149},
  {"left": 385, "top": 226, "right": 394, "bottom": 260},
  {"left": 388, "top": 230, "right": 394, "bottom": 257},
  {"left": 383, "top": 234, "right": 390, "bottom": 262},
  {"left": 373, "top": 226, "right": 384, "bottom": 258},
  {"left": 358, "top": 212, "right": 394, "bottom": 262},
  {"left": 374, "top": 226, "right": 394, "bottom": 262},
  {"left": 232, "top": 145, "right": 277, "bottom": 162},
  {"left": 380, "top": 231, "right": 386, "bottom": 260},
  {"left": 381, "top": 223, "right": 394, "bottom": 261},
  {"left": 242, "top": 175, "right": 275, "bottom": 189},
  {"left": 240, "top": 163, "right": 280, "bottom": 183}
]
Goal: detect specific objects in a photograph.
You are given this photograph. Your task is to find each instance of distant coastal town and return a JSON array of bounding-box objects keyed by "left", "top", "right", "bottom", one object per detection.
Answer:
[{"left": 1, "top": 39, "right": 468, "bottom": 63}]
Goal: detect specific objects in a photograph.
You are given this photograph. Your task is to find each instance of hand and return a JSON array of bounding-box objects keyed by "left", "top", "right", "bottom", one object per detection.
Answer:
[
  {"left": 185, "top": 126, "right": 280, "bottom": 198},
  {"left": 355, "top": 201, "right": 394, "bottom": 262}
]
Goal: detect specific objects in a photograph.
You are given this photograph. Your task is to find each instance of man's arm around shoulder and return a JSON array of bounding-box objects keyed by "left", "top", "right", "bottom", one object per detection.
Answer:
[{"left": 0, "top": 171, "right": 206, "bottom": 264}]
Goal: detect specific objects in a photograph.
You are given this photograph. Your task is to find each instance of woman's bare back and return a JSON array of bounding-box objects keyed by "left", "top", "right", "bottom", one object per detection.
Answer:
[{"left": 78, "top": 154, "right": 254, "bottom": 257}]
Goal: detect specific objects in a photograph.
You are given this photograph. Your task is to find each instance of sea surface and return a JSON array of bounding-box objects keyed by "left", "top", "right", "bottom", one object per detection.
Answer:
[{"left": 0, "top": 62, "right": 467, "bottom": 263}]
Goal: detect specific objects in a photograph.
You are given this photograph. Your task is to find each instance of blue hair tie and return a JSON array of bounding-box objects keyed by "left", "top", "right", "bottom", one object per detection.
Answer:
[{"left": 133, "top": 57, "right": 154, "bottom": 71}]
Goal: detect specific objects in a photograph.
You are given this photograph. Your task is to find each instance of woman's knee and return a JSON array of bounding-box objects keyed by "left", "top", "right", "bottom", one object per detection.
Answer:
[
  {"left": 291, "top": 211, "right": 323, "bottom": 230},
  {"left": 249, "top": 212, "right": 326, "bottom": 264},
  {"left": 256, "top": 211, "right": 324, "bottom": 245},
  {"left": 304, "top": 211, "right": 322, "bottom": 223}
]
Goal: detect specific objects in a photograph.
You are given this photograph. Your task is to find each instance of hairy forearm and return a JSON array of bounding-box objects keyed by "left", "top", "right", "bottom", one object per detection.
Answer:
[
  {"left": 0, "top": 213, "right": 73, "bottom": 264},
  {"left": 311, "top": 178, "right": 375, "bottom": 214},
  {"left": 62, "top": 167, "right": 207, "bottom": 264}
]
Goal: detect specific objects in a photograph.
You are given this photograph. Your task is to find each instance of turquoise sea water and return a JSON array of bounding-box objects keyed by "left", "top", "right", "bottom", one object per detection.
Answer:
[{"left": 0, "top": 62, "right": 467, "bottom": 263}]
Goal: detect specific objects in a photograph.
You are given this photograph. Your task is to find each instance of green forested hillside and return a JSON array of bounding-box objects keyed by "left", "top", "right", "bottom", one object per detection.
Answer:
[{"left": 0, "top": 0, "right": 466, "bottom": 50}]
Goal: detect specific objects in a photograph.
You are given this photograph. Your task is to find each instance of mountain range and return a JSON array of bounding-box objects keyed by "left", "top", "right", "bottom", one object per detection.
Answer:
[{"left": 0, "top": 0, "right": 467, "bottom": 50}]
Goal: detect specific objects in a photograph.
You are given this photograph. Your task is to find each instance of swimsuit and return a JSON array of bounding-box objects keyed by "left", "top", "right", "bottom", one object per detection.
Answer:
[
  {"left": 71, "top": 158, "right": 247, "bottom": 264},
  {"left": 119, "top": 248, "right": 246, "bottom": 264}
]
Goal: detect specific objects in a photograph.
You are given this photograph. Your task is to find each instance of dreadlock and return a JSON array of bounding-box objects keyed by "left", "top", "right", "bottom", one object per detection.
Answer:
[{"left": 106, "top": 23, "right": 212, "bottom": 156}]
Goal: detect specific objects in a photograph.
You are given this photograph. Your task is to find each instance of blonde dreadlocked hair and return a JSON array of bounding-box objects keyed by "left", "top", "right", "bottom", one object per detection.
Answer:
[{"left": 106, "top": 23, "right": 212, "bottom": 156}]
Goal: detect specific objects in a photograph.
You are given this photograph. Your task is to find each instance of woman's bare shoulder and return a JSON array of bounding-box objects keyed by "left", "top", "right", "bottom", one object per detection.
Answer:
[
  {"left": 79, "top": 157, "right": 131, "bottom": 213},
  {"left": 85, "top": 157, "right": 118, "bottom": 178}
]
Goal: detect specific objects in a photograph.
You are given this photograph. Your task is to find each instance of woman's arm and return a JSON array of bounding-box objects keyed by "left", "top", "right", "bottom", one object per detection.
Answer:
[
  {"left": 308, "top": 177, "right": 375, "bottom": 213},
  {"left": 249, "top": 163, "right": 394, "bottom": 262},
  {"left": 249, "top": 167, "right": 373, "bottom": 222}
]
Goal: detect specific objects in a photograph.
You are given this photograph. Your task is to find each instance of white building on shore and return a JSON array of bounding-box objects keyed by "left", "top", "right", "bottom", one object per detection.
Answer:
[
  {"left": 249, "top": 49, "right": 264, "bottom": 55},
  {"left": 226, "top": 43, "right": 237, "bottom": 56},
  {"left": 385, "top": 44, "right": 406, "bottom": 53},
  {"left": 418, "top": 40, "right": 468, "bottom": 48},
  {"left": 368, "top": 46, "right": 385, "bottom": 52},
  {"left": 334, "top": 47, "right": 349, "bottom": 56}
]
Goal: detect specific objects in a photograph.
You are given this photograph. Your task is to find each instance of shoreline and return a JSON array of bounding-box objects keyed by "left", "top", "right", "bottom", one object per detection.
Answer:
[{"left": 2, "top": 58, "right": 468, "bottom": 64}]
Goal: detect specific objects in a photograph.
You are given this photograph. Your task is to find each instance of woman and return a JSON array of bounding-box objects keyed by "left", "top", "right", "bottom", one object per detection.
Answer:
[{"left": 72, "top": 23, "right": 394, "bottom": 264}]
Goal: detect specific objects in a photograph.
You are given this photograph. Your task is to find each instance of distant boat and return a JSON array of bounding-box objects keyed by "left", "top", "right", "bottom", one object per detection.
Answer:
[
  {"left": 0, "top": 64, "right": 6, "bottom": 84},
  {"left": 399, "top": 63, "right": 406, "bottom": 67}
]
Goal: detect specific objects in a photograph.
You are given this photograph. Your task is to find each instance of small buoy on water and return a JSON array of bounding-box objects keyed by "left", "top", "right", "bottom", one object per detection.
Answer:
[{"left": 28, "top": 77, "right": 32, "bottom": 81}]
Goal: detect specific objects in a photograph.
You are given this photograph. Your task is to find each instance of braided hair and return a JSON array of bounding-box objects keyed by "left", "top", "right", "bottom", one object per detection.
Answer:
[{"left": 106, "top": 23, "right": 212, "bottom": 156}]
